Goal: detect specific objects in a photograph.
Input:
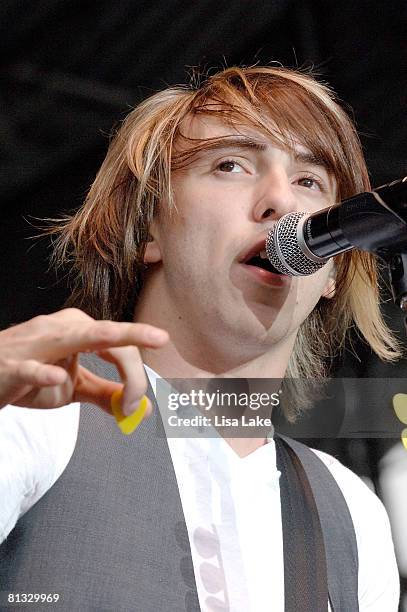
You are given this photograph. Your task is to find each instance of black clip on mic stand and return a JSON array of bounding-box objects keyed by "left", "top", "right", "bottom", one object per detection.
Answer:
[
  {"left": 381, "top": 252, "right": 407, "bottom": 336},
  {"left": 369, "top": 177, "right": 407, "bottom": 335}
]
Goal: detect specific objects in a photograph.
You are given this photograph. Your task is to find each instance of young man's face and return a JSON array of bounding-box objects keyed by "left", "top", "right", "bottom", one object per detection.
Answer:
[{"left": 143, "top": 114, "right": 336, "bottom": 367}]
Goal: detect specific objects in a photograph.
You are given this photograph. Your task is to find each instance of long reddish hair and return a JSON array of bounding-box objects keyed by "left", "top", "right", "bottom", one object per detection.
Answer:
[{"left": 47, "top": 66, "right": 402, "bottom": 407}]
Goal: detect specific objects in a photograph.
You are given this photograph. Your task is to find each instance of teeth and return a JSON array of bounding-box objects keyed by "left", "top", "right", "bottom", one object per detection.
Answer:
[{"left": 260, "top": 249, "right": 268, "bottom": 259}]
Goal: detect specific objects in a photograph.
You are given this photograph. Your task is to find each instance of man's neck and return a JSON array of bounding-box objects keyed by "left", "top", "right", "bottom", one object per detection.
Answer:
[
  {"left": 139, "top": 326, "right": 296, "bottom": 459},
  {"left": 135, "top": 281, "right": 296, "bottom": 457}
]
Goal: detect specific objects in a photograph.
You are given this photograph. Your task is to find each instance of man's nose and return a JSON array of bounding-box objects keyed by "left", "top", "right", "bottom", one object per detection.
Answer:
[{"left": 252, "top": 168, "right": 296, "bottom": 222}]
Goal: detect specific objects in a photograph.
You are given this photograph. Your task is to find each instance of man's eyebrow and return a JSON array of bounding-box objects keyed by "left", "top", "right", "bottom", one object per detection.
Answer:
[
  {"left": 194, "top": 136, "right": 268, "bottom": 154},
  {"left": 293, "top": 150, "right": 329, "bottom": 169}
]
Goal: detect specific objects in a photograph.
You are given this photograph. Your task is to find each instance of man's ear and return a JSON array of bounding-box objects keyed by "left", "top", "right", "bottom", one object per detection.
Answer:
[
  {"left": 321, "top": 270, "right": 336, "bottom": 299},
  {"left": 144, "top": 237, "right": 162, "bottom": 264},
  {"left": 143, "top": 222, "right": 162, "bottom": 264}
]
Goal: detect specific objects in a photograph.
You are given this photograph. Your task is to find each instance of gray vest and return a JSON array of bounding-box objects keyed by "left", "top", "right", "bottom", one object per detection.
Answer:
[{"left": 0, "top": 357, "right": 358, "bottom": 611}]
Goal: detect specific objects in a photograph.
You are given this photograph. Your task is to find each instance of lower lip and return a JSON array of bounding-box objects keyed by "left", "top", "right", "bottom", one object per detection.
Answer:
[{"left": 240, "top": 263, "right": 289, "bottom": 287}]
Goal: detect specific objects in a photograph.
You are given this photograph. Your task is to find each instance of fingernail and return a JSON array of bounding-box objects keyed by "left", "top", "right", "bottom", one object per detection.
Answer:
[{"left": 110, "top": 391, "right": 148, "bottom": 435}]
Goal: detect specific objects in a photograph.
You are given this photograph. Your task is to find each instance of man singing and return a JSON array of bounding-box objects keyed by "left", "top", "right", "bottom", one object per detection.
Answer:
[{"left": 0, "top": 66, "right": 401, "bottom": 611}]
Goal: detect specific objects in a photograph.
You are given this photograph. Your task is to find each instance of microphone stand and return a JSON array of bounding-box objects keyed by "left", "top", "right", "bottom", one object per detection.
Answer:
[
  {"left": 380, "top": 252, "right": 407, "bottom": 336},
  {"left": 349, "top": 177, "right": 407, "bottom": 334}
]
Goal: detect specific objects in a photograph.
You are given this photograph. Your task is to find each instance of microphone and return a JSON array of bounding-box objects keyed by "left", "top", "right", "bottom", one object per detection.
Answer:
[{"left": 265, "top": 177, "right": 407, "bottom": 276}]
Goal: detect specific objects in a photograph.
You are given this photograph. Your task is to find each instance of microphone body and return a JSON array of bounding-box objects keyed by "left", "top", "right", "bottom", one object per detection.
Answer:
[{"left": 266, "top": 177, "right": 407, "bottom": 276}]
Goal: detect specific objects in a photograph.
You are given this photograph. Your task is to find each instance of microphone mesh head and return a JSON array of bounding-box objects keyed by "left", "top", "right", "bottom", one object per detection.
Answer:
[{"left": 265, "top": 212, "right": 326, "bottom": 276}]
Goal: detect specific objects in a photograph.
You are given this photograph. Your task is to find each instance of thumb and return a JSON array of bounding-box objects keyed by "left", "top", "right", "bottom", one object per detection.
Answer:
[{"left": 74, "top": 365, "right": 152, "bottom": 418}]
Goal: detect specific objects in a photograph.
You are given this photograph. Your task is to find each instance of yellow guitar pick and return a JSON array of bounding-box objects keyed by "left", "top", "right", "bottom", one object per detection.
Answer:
[
  {"left": 392, "top": 393, "right": 407, "bottom": 451},
  {"left": 110, "top": 390, "right": 148, "bottom": 435},
  {"left": 393, "top": 393, "right": 407, "bottom": 424}
]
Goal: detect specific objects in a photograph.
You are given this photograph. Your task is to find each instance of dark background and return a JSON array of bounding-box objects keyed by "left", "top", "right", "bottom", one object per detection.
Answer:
[{"left": 1, "top": 0, "right": 406, "bottom": 605}]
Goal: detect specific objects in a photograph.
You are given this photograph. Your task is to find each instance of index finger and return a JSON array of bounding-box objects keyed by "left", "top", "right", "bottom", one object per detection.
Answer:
[{"left": 35, "top": 320, "right": 169, "bottom": 362}]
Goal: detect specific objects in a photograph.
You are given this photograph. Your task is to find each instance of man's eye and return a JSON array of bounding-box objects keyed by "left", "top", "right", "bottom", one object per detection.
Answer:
[
  {"left": 297, "top": 176, "right": 324, "bottom": 191},
  {"left": 216, "top": 160, "right": 243, "bottom": 173}
]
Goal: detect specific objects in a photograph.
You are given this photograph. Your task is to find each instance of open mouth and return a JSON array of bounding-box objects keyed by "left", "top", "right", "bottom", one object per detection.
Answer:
[{"left": 242, "top": 249, "right": 281, "bottom": 275}]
